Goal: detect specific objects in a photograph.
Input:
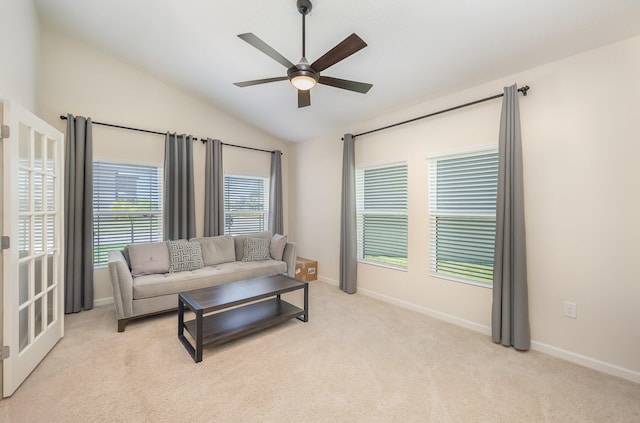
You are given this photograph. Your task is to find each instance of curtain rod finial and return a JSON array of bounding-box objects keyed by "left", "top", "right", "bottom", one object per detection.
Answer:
[{"left": 520, "top": 85, "right": 530, "bottom": 96}]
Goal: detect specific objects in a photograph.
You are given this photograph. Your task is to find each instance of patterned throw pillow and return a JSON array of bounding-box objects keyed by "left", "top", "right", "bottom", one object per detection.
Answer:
[
  {"left": 242, "top": 238, "right": 271, "bottom": 262},
  {"left": 168, "top": 240, "right": 204, "bottom": 272}
]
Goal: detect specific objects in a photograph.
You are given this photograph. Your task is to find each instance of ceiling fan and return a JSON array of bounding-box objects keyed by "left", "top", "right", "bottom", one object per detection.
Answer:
[{"left": 233, "top": 0, "right": 373, "bottom": 108}]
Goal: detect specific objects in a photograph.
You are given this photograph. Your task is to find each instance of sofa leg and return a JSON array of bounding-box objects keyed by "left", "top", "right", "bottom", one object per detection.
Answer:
[{"left": 118, "top": 319, "right": 128, "bottom": 332}]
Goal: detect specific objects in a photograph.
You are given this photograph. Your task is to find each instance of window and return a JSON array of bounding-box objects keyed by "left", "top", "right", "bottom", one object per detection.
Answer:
[
  {"left": 428, "top": 149, "right": 498, "bottom": 286},
  {"left": 224, "top": 175, "right": 269, "bottom": 235},
  {"left": 356, "top": 162, "right": 408, "bottom": 269},
  {"left": 93, "top": 161, "right": 163, "bottom": 267}
]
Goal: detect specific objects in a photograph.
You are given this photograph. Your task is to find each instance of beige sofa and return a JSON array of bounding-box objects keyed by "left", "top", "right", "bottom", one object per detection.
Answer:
[{"left": 108, "top": 231, "right": 296, "bottom": 332}]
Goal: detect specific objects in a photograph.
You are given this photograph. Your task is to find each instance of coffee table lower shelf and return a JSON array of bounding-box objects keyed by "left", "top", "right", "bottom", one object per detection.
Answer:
[{"left": 179, "top": 298, "right": 304, "bottom": 362}]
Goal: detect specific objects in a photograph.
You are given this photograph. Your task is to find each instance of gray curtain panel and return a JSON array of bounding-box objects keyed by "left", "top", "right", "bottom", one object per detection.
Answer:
[
  {"left": 492, "top": 84, "right": 531, "bottom": 351},
  {"left": 163, "top": 133, "right": 196, "bottom": 240},
  {"left": 204, "top": 138, "right": 224, "bottom": 236},
  {"left": 269, "top": 150, "right": 284, "bottom": 235},
  {"left": 340, "top": 134, "right": 357, "bottom": 294},
  {"left": 64, "top": 114, "right": 94, "bottom": 313}
]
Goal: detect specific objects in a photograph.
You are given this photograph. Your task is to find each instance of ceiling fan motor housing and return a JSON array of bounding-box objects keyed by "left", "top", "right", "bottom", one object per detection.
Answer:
[{"left": 288, "top": 62, "right": 318, "bottom": 82}]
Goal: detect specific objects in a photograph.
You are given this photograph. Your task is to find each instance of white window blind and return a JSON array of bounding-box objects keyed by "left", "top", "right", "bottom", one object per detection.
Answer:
[
  {"left": 224, "top": 175, "right": 269, "bottom": 235},
  {"left": 93, "top": 161, "right": 163, "bottom": 267},
  {"left": 356, "top": 162, "right": 408, "bottom": 269},
  {"left": 428, "top": 150, "right": 498, "bottom": 285}
]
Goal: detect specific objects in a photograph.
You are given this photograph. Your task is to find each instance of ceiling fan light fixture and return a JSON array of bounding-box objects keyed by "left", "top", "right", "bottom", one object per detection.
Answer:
[
  {"left": 290, "top": 74, "right": 317, "bottom": 90},
  {"left": 288, "top": 62, "right": 319, "bottom": 90}
]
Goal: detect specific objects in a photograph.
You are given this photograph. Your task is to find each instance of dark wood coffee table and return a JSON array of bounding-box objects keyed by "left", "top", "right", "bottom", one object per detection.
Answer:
[{"left": 178, "top": 274, "right": 309, "bottom": 362}]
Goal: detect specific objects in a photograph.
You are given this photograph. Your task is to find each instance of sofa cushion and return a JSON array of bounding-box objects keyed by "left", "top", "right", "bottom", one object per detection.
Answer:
[
  {"left": 168, "top": 240, "right": 204, "bottom": 272},
  {"left": 242, "top": 238, "right": 271, "bottom": 262},
  {"left": 191, "top": 236, "right": 236, "bottom": 266},
  {"left": 132, "top": 260, "right": 287, "bottom": 299},
  {"left": 269, "top": 234, "right": 287, "bottom": 261},
  {"left": 127, "top": 242, "right": 170, "bottom": 277},
  {"left": 234, "top": 231, "right": 272, "bottom": 261}
]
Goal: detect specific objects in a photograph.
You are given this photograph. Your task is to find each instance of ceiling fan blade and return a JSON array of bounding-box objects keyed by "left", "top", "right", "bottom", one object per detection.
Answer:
[
  {"left": 298, "top": 90, "right": 311, "bottom": 108},
  {"left": 310, "top": 33, "right": 367, "bottom": 72},
  {"left": 233, "top": 76, "right": 288, "bottom": 87},
  {"left": 318, "top": 76, "right": 373, "bottom": 94},
  {"left": 238, "top": 33, "right": 295, "bottom": 69}
]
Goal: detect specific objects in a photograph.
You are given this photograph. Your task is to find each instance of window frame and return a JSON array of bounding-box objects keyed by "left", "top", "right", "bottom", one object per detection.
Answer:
[
  {"left": 92, "top": 159, "right": 163, "bottom": 268},
  {"left": 356, "top": 161, "right": 409, "bottom": 271},
  {"left": 223, "top": 173, "right": 270, "bottom": 235},
  {"left": 428, "top": 148, "right": 498, "bottom": 287}
]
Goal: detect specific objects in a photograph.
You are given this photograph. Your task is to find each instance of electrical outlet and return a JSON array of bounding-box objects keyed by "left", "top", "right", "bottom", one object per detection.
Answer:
[{"left": 563, "top": 301, "right": 577, "bottom": 319}]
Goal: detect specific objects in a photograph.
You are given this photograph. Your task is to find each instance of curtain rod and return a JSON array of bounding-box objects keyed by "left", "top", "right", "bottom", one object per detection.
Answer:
[
  {"left": 348, "top": 85, "right": 530, "bottom": 139},
  {"left": 59, "top": 115, "right": 279, "bottom": 155}
]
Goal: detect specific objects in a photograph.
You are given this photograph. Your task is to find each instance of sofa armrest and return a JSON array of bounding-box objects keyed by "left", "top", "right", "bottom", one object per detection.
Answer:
[
  {"left": 108, "top": 250, "right": 134, "bottom": 321},
  {"left": 282, "top": 242, "right": 297, "bottom": 278}
]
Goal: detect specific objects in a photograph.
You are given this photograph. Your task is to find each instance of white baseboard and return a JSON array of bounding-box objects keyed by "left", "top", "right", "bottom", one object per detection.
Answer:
[
  {"left": 94, "top": 297, "right": 114, "bottom": 307},
  {"left": 317, "top": 275, "right": 338, "bottom": 286},
  {"left": 357, "top": 286, "right": 492, "bottom": 336},
  {"left": 530, "top": 341, "right": 640, "bottom": 384},
  {"left": 324, "top": 278, "right": 639, "bottom": 385}
]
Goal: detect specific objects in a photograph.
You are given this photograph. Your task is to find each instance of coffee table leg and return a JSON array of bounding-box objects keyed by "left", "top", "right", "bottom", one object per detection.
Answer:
[
  {"left": 298, "top": 282, "right": 308, "bottom": 322},
  {"left": 195, "top": 309, "right": 203, "bottom": 363},
  {"left": 178, "top": 295, "right": 199, "bottom": 362},
  {"left": 178, "top": 298, "right": 185, "bottom": 337},
  {"left": 304, "top": 282, "right": 309, "bottom": 322}
]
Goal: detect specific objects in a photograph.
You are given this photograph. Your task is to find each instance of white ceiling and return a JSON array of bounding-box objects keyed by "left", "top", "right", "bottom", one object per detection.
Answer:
[{"left": 35, "top": 0, "right": 640, "bottom": 143}]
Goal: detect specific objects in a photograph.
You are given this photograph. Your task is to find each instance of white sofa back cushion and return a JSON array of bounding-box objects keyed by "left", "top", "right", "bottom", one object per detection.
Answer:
[{"left": 190, "top": 236, "right": 236, "bottom": 266}]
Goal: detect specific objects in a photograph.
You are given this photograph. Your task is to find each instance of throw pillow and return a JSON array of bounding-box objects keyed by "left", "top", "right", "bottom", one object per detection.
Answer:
[
  {"left": 191, "top": 236, "right": 236, "bottom": 266},
  {"left": 269, "top": 234, "right": 287, "bottom": 261},
  {"left": 242, "top": 237, "right": 271, "bottom": 262},
  {"left": 234, "top": 231, "right": 273, "bottom": 261},
  {"left": 128, "top": 242, "right": 170, "bottom": 277},
  {"left": 168, "top": 240, "right": 204, "bottom": 272}
]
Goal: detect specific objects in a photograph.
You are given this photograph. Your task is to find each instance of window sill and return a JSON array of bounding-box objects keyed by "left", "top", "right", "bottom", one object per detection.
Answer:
[
  {"left": 429, "top": 272, "right": 492, "bottom": 289},
  {"left": 358, "top": 260, "right": 408, "bottom": 272}
]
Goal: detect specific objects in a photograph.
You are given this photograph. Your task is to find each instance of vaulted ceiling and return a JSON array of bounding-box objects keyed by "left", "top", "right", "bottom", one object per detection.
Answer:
[{"left": 35, "top": 0, "right": 640, "bottom": 142}]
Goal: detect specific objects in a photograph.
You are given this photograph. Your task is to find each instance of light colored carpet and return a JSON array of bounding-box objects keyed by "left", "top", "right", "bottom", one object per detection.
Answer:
[{"left": 1, "top": 281, "right": 639, "bottom": 422}]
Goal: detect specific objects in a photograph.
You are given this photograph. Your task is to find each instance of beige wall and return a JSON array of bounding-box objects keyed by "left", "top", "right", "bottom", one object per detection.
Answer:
[
  {"left": 38, "top": 27, "right": 291, "bottom": 304},
  {"left": 290, "top": 35, "right": 640, "bottom": 380},
  {"left": 0, "top": 0, "right": 39, "bottom": 110}
]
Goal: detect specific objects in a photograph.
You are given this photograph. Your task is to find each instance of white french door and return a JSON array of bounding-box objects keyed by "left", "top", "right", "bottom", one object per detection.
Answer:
[{"left": 2, "top": 98, "right": 64, "bottom": 397}]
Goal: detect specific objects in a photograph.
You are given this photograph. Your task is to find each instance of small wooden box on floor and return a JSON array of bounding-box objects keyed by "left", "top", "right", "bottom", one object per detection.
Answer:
[{"left": 295, "top": 257, "right": 317, "bottom": 282}]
